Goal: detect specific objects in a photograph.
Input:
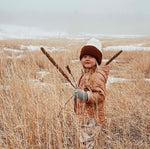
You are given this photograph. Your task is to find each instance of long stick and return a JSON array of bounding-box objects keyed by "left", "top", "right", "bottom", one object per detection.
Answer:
[
  {"left": 65, "top": 65, "right": 77, "bottom": 112},
  {"left": 40, "top": 47, "right": 75, "bottom": 88},
  {"left": 66, "top": 65, "right": 77, "bottom": 88},
  {"left": 105, "top": 50, "right": 123, "bottom": 65}
]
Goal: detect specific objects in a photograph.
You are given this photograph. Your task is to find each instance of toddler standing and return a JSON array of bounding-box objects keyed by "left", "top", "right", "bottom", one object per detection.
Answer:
[{"left": 74, "top": 38, "right": 110, "bottom": 148}]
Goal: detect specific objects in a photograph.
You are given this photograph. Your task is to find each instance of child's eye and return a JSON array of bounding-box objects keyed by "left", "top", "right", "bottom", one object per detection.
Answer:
[
  {"left": 90, "top": 55, "right": 94, "bottom": 58},
  {"left": 83, "top": 55, "right": 88, "bottom": 58},
  {"left": 84, "top": 55, "right": 93, "bottom": 58}
]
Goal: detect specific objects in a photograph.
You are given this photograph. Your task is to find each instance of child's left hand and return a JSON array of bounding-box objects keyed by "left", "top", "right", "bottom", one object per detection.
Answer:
[{"left": 74, "top": 89, "right": 88, "bottom": 102}]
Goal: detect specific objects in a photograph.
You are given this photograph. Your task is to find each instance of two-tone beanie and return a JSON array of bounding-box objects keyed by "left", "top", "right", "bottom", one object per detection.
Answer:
[{"left": 80, "top": 38, "right": 102, "bottom": 65}]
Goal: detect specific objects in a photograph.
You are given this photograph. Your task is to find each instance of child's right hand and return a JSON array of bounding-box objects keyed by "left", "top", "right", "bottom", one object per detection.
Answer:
[{"left": 74, "top": 89, "right": 88, "bottom": 102}]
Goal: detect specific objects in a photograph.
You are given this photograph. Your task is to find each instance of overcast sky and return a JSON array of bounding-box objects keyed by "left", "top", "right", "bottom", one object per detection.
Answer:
[{"left": 0, "top": 0, "right": 150, "bottom": 35}]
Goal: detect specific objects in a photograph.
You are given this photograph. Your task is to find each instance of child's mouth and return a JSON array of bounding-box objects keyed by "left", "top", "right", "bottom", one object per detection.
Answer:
[{"left": 85, "top": 61, "right": 90, "bottom": 64}]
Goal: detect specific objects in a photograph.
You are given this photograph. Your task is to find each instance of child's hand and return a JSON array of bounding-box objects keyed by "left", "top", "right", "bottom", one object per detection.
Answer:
[{"left": 74, "top": 89, "right": 88, "bottom": 102}]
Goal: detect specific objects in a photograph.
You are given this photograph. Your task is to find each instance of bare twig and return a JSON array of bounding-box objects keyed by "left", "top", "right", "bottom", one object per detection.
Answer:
[
  {"left": 105, "top": 50, "right": 123, "bottom": 65},
  {"left": 40, "top": 47, "right": 75, "bottom": 89},
  {"left": 66, "top": 65, "right": 77, "bottom": 88},
  {"left": 57, "top": 95, "right": 74, "bottom": 117}
]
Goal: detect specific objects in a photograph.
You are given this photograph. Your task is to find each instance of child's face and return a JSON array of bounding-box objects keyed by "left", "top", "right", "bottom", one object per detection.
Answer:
[{"left": 81, "top": 55, "right": 97, "bottom": 69}]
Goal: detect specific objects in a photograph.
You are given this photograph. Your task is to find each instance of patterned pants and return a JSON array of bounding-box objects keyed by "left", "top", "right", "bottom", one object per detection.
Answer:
[{"left": 78, "top": 118, "right": 102, "bottom": 149}]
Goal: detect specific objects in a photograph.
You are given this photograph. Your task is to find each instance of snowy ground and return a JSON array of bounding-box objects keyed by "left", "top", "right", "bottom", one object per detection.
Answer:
[
  {"left": 0, "top": 24, "right": 149, "bottom": 40},
  {"left": 103, "top": 45, "right": 150, "bottom": 51},
  {"left": 0, "top": 24, "right": 150, "bottom": 89},
  {"left": 3, "top": 45, "right": 68, "bottom": 53},
  {"left": 0, "top": 24, "right": 68, "bottom": 39}
]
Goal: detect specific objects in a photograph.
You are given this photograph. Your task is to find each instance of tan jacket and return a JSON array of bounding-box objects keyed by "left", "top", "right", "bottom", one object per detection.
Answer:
[{"left": 75, "top": 65, "right": 110, "bottom": 124}]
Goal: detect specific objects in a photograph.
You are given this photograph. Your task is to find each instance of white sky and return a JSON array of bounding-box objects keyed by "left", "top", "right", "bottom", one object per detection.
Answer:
[
  {"left": 0, "top": 0, "right": 150, "bottom": 35},
  {"left": 1, "top": 0, "right": 150, "bottom": 15}
]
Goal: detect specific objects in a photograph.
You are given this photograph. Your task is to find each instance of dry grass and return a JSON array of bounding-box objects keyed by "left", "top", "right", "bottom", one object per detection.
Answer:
[{"left": 0, "top": 37, "right": 150, "bottom": 149}]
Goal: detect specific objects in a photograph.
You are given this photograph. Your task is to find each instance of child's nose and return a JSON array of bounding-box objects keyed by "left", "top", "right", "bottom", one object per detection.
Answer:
[{"left": 85, "top": 57, "right": 90, "bottom": 60}]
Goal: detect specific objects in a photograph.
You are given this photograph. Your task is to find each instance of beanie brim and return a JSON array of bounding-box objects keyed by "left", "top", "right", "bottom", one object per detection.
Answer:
[{"left": 80, "top": 45, "right": 102, "bottom": 65}]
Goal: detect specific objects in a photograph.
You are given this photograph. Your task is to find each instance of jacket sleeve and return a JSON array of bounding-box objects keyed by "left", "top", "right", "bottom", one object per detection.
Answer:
[
  {"left": 87, "top": 90, "right": 105, "bottom": 104},
  {"left": 87, "top": 65, "right": 110, "bottom": 104}
]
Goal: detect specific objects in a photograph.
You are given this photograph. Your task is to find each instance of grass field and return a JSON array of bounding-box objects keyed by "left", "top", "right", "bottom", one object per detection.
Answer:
[{"left": 0, "top": 37, "right": 150, "bottom": 148}]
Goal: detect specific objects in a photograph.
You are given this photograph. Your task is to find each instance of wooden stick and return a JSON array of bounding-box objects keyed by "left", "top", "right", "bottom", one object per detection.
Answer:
[
  {"left": 40, "top": 47, "right": 76, "bottom": 88},
  {"left": 65, "top": 65, "right": 77, "bottom": 112},
  {"left": 105, "top": 50, "right": 123, "bottom": 65},
  {"left": 66, "top": 65, "right": 77, "bottom": 88}
]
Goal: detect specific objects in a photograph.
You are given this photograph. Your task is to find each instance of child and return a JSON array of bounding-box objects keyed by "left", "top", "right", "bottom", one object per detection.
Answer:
[{"left": 74, "top": 38, "right": 110, "bottom": 148}]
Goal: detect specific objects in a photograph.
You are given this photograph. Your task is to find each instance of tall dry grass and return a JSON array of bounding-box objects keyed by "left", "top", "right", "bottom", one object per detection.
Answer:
[{"left": 0, "top": 37, "right": 150, "bottom": 148}]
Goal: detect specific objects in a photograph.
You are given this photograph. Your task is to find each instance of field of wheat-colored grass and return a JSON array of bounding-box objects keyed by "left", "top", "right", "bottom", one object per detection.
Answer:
[{"left": 0, "top": 37, "right": 150, "bottom": 149}]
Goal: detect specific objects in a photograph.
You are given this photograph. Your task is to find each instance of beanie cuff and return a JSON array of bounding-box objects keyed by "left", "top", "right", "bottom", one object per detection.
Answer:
[{"left": 80, "top": 45, "right": 102, "bottom": 65}]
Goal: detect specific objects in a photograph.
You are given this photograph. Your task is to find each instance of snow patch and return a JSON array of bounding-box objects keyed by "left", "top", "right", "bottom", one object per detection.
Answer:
[
  {"left": 36, "top": 71, "right": 50, "bottom": 78},
  {"left": 29, "top": 79, "right": 55, "bottom": 87},
  {"left": 20, "top": 45, "right": 42, "bottom": 51},
  {"left": 107, "top": 77, "right": 129, "bottom": 84},
  {"left": 0, "top": 85, "right": 10, "bottom": 90},
  {"left": 7, "top": 55, "right": 24, "bottom": 59},
  {"left": 106, "top": 77, "right": 150, "bottom": 87},
  {"left": 106, "top": 77, "right": 129, "bottom": 88},
  {"left": 104, "top": 45, "right": 150, "bottom": 51},
  {"left": 47, "top": 47, "right": 67, "bottom": 52},
  {"left": 3, "top": 48, "right": 24, "bottom": 53},
  {"left": 71, "top": 59, "right": 80, "bottom": 63},
  {"left": 145, "top": 78, "right": 150, "bottom": 82},
  {"left": 0, "top": 24, "right": 68, "bottom": 39},
  {"left": 64, "top": 83, "right": 73, "bottom": 88},
  {"left": 20, "top": 45, "right": 67, "bottom": 52}
]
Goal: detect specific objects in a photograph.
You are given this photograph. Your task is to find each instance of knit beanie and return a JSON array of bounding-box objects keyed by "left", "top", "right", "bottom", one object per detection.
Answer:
[{"left": 80, "top": 38, "right": 102, "bottom": 65}]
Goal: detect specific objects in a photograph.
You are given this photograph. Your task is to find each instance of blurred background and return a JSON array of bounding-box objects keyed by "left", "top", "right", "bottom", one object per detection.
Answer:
[{"left": 0, "top": 0, "right": 150, "bottom": 37}]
